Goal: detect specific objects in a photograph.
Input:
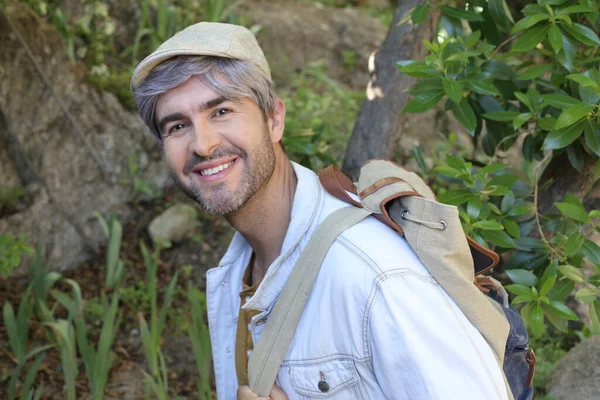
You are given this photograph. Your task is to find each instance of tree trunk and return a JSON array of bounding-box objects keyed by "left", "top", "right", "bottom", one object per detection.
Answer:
[
  {"left": 342, "top": 0, "right": 437, "bottom": 179},
  {"left": 539, "top": 152, "right": 598, "bottom": 214}
]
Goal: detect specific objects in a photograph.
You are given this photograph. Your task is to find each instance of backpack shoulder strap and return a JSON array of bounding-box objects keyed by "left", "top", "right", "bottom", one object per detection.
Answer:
[{"left": 248, "top": 206, "right": 372, "bottom": 396}]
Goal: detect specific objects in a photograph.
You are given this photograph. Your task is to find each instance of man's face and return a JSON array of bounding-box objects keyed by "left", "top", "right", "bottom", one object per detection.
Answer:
[{"left": 155, "top": 76, "right": 277, "bottom": 215}]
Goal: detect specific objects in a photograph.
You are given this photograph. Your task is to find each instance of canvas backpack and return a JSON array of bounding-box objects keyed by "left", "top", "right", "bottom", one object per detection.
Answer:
[{"left": 248, "top": 159, "right": 537, "bottom": 400}]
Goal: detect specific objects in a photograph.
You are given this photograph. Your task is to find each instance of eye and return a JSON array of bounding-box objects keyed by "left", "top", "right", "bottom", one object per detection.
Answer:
[
  {"left": 213, "top": 108, "right": 232, "bottom": 118},
  {"left": 162, "top": 123, "right": 187, "bottom": 138},
  {"left": 171, "top": 123, "right": 186, "bottom": 131}
]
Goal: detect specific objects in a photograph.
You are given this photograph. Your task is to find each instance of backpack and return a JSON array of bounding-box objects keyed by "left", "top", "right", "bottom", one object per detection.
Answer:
[{"left": 248, "top": 159, "right": 536, "bottom": 400}]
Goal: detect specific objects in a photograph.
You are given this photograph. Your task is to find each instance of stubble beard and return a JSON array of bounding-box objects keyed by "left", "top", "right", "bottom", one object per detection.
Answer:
[{"left": 171, "top": 128, "right": 276, "bottom": 216}]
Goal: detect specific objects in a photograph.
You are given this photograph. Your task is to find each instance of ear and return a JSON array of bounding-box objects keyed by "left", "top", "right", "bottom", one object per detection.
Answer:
[{"left": 268, "top": 97, "right": 286, "bottom": 143}]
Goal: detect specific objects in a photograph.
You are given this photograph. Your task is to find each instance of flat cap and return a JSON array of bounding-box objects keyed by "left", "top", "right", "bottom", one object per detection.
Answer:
[{"left": 131, "top": 22, "right": 271, "bottom": 89}]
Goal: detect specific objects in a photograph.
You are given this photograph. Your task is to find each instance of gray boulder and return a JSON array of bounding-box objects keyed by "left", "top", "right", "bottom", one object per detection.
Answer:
[
  {"left": 548, "top": 336, "right": 600, "bottom": 400},
  {"left": 148, "top": 204, "right": 198, "bottom": 244},
  {"left": 0, "top": 5, "right": 170, "bottom": 273}
]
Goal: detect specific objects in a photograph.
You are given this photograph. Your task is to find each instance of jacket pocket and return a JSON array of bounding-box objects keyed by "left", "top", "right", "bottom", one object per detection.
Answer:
[{"left": 289, "top": 358, "right": 363, "bottom": 399}]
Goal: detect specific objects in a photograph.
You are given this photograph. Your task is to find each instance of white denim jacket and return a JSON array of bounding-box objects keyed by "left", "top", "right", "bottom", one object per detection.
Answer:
[{"left": 206, "top": 162, "right": 509, "bottom": 400}]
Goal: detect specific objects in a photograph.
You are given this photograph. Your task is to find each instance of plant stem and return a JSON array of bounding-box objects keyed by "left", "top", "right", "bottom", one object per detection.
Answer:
[
  {"left": 490, "top": 31, "right": 524, "bottom": 59},
  {"left": 533, "top": 152, "right": 562, "bottom": 262}
]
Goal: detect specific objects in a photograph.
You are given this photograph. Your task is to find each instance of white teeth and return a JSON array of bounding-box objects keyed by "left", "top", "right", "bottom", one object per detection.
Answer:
[{"left": 200, "top": 161, "right": 233, "bottom": 176}]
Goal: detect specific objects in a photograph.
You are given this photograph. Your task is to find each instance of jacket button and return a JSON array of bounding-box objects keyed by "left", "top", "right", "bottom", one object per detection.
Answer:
[{"left": 318, "top": 380, "right": 330, "bottom": 393}]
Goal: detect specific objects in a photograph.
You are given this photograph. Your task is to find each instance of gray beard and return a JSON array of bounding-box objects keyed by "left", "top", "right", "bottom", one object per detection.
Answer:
[{"left": 170, "top": 128, "right": 276, "bottom": 216}]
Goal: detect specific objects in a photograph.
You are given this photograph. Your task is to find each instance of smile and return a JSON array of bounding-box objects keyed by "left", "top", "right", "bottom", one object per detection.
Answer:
[{"left": 199, "top": 160, "right": 235, "bottom": 176}]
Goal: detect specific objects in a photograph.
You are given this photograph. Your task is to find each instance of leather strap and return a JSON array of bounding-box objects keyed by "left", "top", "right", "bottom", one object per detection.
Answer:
[
  {"left": 318, "top": 165, "right": 362, "bottom": 208},
  {"left": 248, "top": 207, "right": 372, "bottom": 396},
  {"left": 525, "top": 348, "right": 537, "bottom": 388}
]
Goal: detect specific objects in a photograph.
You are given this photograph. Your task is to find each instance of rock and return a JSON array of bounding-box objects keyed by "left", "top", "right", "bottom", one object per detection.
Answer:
[
  {"left": 548, "top": 336, "right": 600, "bottom": 400},
  {"left": 0, "top": 5, "right": 170, "bottom": 273},
  {"left": 243, "top": 1, "right": 387, "bottom": 90},
  {"left": 148, "top": 204, "right": 198, "bottom": 244}
]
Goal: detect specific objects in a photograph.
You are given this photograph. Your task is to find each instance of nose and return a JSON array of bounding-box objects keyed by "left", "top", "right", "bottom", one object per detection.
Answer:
[{"left": 190, "top": 121, "right": 221, "bottom": 157}]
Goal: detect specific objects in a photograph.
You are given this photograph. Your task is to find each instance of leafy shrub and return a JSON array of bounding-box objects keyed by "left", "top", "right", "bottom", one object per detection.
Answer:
[
  {"left": 400, "top": 0, "right": 600, "bottom": 340},
  {"left": 281, "top": 61, "right": 362, "bottom": 169},
  {"left": 0, "top": 234, "right": 34, "bottom": 278}
]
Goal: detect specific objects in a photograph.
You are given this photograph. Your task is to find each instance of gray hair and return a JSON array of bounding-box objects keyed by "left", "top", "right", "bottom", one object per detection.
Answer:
[{"left": 133, "top": 56, "right": 278, "bottom": 140}]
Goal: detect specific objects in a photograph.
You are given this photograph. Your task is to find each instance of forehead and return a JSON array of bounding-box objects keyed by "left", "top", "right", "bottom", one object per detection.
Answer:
[{"left": 156, "top": 76, "right": 217, "bottom": 113}]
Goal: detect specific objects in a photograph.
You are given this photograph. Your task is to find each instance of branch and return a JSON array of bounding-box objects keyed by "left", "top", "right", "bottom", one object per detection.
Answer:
[
  {"left": 490, "top": 31, "right": 523, "bottom": 59},
  {"left": 533, "top": 152, "right": 562, "bottom": 262}
]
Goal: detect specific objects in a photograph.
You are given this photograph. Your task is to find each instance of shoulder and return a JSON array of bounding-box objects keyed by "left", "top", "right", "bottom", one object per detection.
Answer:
[{"left": 315, "top": 192, "right": 435, "bottom": 296}]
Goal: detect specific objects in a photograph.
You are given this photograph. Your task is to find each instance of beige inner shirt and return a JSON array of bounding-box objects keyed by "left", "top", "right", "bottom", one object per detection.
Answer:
[{"left": 235, "top": 254, "right": 262, "bottom": 386}]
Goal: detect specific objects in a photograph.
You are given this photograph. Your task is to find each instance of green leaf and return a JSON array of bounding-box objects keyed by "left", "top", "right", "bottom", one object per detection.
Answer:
[
  {"left": 541, "top": 94, "right": 581, "bottom": 109},
  {"left": 564, "top": 232, "right": 585, "bottom": 256},
  {"left": 548, "top": 23, "right": 563, "bottom": 52},
  {"left": 557, "top": 264, "right": 586, "bottom": 283},
  {"left": 479, "top": 164, "right": 507, "bottom": 175},
  {"left": 473, "top": 220, "right": 504, "bottom": 230},
  {"left": 555, "top": 201, "right": 591, "bottom": 223},
  {"left": 465, "top": 30, "right": 482, "bottom": 48},
  {"left": 576, "top": 287, "right": 599, "bottom": 303},
  {"left": 543, "top": 302, "right": 569, "bottom": 332},
  {"left": 443, "top": 78, "right": 463, "bottom": 104},
  {"left": 514, "top": 92, "right": 534, "bottom": 111},
  {"left": 558, "top": 5, "right": 598, "bottom": 14},
  {"left": 543, "top": 119, "right": 586, "bottom": 149},
  {"left": 531, "top": 302, "right": 545, "bottom": 337},
  {"left": 482, "top": 60, "right": 516, "bottom": 81},
  {"left": 482, "top": 111, "right": 520, "bottom": 121},
  {"left": 511, "top": 14, "right": 550, "bottom": 33},
  {"left": 489, "top": 0, "right": 514, "bottom": 28},
  {"left": 513, "top": 113, "right": 533, "bottom": 129},
  {"left": 517, "top": 64, "right": 553, "bottom": 80},
  {"left": 567, "top": 142, "right": 585, "bottom": 173},
  {"left": 548, "top": 300, "right": 580, "bottom": 320},
  {"left": 481, "top": 230, "right": 516, "bottom": 248},
  {"left": 411, "top": 3, "right": 430, "bottom": 24},
  {"left": 556, "top": 32, "right": 577, "bottom": 72},
  {"left": 567, "top": 74, "right": 600, "bottom": 89},
  {"left": 434, "top": 165, "right": 462, "bottom": 178},
  {"left": 540, "top": 274, "right": 557, "bottom": 297},
  {"left": 440, "top": 5, "right": 484, "bottom": 21},
  {"left": 554, "top": 104, "right": 595, "bottom": 130},
  {"left": 506, "top": 269, "right": 539, "bottom": 286},
  {"left": 582, "top": 239, "right": 600, "bottom": 265},
  {"left": 467, "top": 198, "right": 482, "bottom": 220},
  {"left": 450, "top": 99, "right": 477, "bottom": 135},
  {"left": 561, "top": 22, "right": 600, "bottom": 45},
  {"left": 503, "top": 219, "right": 521, "bottom": 238},
  {"left": 549, "top": 279, "right": 575, "bottom": 301},
  {"left": 403, "top": 90, "right": 445, "bottom": 113},
  {"left": 506, "top": 283, "right": 536, "bottom": 297},
  {"left": 539, "top": 117, "right": 557, "bottom": 131},
  {"left": 464, "top": 80, "right": 500, "bottom": 96},
  {"left": 409, "top": 79, "right": 444, "bottom": 96},
  {"left": 513, "top": 24, "right": 550, "bottom": 51},
  {"left": 438, "top": 190, "right": 478, "bottom": 206},
  {"left": 397, "top": 61, "right": 441, "bottom": 79}
]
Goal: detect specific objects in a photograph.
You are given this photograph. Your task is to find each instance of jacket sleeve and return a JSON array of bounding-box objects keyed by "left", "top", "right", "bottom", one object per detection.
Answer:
[{"left": 366, "top": 270, "right": 509, "bottom": 400}]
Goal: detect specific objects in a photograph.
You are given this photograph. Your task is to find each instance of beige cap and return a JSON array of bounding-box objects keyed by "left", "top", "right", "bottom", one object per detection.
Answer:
[{"left": 130, "top": 22, "right": 271, "bottom": 89}]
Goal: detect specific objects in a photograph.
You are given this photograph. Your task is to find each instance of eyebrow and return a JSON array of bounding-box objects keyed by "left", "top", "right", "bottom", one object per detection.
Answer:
[{"left": 156, "top": 96, "right": 233, "bottom": 134}]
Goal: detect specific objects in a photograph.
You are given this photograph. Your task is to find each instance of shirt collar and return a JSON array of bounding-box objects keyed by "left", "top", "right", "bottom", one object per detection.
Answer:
[{"left": 218, "top": 161, "right": 324, "bottom": 310}]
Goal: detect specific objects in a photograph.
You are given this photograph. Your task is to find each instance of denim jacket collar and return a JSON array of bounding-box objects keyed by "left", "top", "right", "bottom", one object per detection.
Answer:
[{"left": 216, "top": 161, "right": 324, "bottom": 312}]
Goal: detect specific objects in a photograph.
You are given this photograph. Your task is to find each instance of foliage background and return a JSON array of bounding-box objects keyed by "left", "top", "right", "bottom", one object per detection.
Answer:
[{"left": 1, "top": 0, "right": 599, "bottom": 399}]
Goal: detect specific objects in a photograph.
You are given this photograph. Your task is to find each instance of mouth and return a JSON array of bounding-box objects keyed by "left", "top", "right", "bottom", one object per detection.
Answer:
[{"left": 191, "top": 157, "right": 240, "bottom": 182}]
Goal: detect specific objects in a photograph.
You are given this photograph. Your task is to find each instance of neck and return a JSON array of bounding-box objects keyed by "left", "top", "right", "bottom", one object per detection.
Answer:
[{"left": 226, "top": 147, "right": 297, "bottom": 284}]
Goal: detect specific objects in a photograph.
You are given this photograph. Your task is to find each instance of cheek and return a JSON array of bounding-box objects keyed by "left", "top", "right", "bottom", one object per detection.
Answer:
[{"left": 163, "top": 141, "right": 188, "bottom": 171}]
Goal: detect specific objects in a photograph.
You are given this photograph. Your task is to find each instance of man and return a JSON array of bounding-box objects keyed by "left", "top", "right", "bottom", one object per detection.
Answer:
[{"left": 131, "top": 22, "right": 509, "bottom": 400}]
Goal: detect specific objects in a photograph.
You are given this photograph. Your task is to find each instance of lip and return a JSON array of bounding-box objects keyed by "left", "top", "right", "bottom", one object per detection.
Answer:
[
  {"left": 191, "top": 157, "right": 240, "bottom": 182},
  {"left": 191, "top": 156, "right": 239, "bottom": 173}
]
